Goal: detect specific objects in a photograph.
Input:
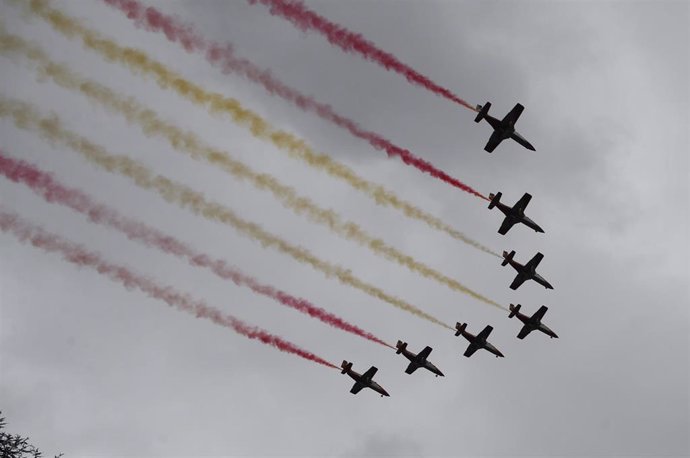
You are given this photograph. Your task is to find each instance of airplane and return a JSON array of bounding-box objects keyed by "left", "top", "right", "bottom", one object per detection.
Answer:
[
  {"left": 474, "top": 102, "right": 535, "bottom": 153},
  {"left": 502, "top": 250, "right": 554, "bottom": 290},
  {"left": 488, "top": 192, "right": 544, "bottom": 235},
  {"left": 509, "top": 304, "right": 559, "bottom": 339},
  {"left": 454, "top": 323, "right": 504, "bottom": 358},
  {"left": 341, "top": 361, "right": 390, "bottom": 397},
  {"left": 395, "top": 341, "right": 444, "bottom": 377}
]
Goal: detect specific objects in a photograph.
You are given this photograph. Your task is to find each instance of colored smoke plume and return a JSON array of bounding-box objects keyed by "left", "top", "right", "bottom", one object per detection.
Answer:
[
  {"left": 0, "top": 98, "right": 459, "bottom": 326},
  {"left": 17, "top": 0, "right": 492, "bottom": 259},
  {"left": 103, "top": 0, "right": 489, "bottom": 202},
  {"left": 249, "top": 0, "right": 478, "bottom": 111},
  {"left": 0, "top": 209, "right": 339, "bottom": 370},
  {"left": 0, "top": 151, "right": 394, "bottom": 348},
  {"left": 0, "top": 28, "right": 503, "bottom": 309}
]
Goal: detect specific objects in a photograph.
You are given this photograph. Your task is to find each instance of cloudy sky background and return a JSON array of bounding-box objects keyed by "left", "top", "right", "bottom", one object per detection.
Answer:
[{"left": 0, "top": 0, "right": 687, "bottom": 455}]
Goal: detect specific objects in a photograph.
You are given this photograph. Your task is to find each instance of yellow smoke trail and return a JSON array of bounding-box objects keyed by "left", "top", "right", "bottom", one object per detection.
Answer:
[
  {"left": 16, "top": 0, "right": 500, "bottom": 258},
  {"left": 0, "top": 30, "right": 504, "bottom": 311},
  {"left": 0, "top": 97, "right": 460, "bottom": 327}
]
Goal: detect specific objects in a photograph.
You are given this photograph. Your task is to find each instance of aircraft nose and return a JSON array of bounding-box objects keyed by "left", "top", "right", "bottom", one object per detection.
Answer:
[{"left": 542, "top": 280, "right": 554, "bottom": 289}]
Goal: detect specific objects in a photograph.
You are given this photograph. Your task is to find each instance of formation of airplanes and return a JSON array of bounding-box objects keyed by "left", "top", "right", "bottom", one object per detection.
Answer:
[{"left": 342, "top": 102, "right": 559, "bottom": 397}]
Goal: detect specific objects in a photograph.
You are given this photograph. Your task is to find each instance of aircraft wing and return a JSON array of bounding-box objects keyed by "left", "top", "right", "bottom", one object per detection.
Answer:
[
  {"left": 517, "top": 325, "right": 533, "bottom": 340},
  {"left": 350, "top": 382, "right": 365, "bottom": 394},
  {"left": 484, "top": 130, "right": 505, "bottom": 153},
  {"left": 502, "top": 103, "right": 524, "bottom": 125},
  {"left": 510, "top": 273, "right": 527, "bottom": 290},
  {"left": 532, "top": 305, "right": 548, "bottom": 322},
  {"left": 405, "top": 361, "right": 420, "bottom": 374},
  {"left": 498, "top": 217, "right": 516, "bottom": 235},
  {"left": 477, "top": 325, "right": 494, "bottom": 341},
  {"left": 362, "top": 366, "right": 378, "bottom": 380},
  {"left": 514, "top": 193, "right": 532, "bottom": 212},
  {"left": 417, "top": 346, "right": 433, "bottom": 360},
  {"left": 464, "top": 343, "right": 480, "bottom": 357},
  {"left": 525, "top": 252, "right": 544, "bottom": 271}
]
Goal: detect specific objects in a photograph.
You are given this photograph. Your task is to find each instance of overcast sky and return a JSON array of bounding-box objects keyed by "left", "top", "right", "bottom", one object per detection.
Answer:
[{"left": 0, "top": 0, "right": 688, "bottom": 456}]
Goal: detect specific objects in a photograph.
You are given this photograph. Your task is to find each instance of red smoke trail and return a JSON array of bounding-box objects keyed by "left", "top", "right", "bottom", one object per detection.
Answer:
[
  {"left": 0, "top": 150, "right": 393, "bottom": 349},
  {"left": 0, "top": 208, "right": 339, "bottom": 370},
  {"left": 248, "top": 0, "right": 478, "bottom": 111},
  {"left": 103, "top": 0, "right": 487, "bottom": 199}
]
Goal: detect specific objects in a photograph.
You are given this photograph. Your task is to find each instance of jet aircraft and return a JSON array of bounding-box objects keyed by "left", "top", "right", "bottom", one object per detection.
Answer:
[
  {"left": 341, "top": 360, "right": 390, "bottom": 397},
  {"left": 474, "top": 102, "right": 535, "bottom": 153},
  {"left": 502, "top": 250, "right": 554, "bottom": 290},
  {"left": 395, "top": 341, "right": 444, "bottom": 377},
  {"left": 488, "top": 192, "right": 544, "bottom": 235},
  {"left": 454, "top": 323, "right": 504, "bottom": 358},
  {"left": 509, "top": 304, "right": 559, "bottom": 339}
]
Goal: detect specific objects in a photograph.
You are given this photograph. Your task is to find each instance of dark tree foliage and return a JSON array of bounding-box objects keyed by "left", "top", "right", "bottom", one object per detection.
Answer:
[{"left": 0, "top": 412, "right": 62, "bottom": 458}]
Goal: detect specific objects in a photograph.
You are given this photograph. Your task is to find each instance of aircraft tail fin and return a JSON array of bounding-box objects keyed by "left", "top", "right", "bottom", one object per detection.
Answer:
[
  {"left": 502, "top": 250, "right": 515, "bottom": 266},
  {"left": 455, "top": 322, "right": 466, "bottom": 337},
  {"left": 488, "top": 192, "right": 502, "bottom": 209},
  {"left": 341, "top": 360, "right": 352, "bottom": 374},
  {"left": 474, "top": 102, "right": 490, "bottom": 123},
  {"left": 395, "top": 341, "right": 407, "bottom": 354},
  {"left": 509, "top": 303, "right": 521, "bottom": 318}
]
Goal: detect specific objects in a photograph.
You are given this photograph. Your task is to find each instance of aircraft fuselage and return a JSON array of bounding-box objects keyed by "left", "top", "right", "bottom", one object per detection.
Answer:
[
  {"left": 344, "top": 368, "right": 389, "bottom": 397},
  {"left": 506, "top": 258, "right": 526, "bottom": 273},
  {"left": 475, "top": 102, "right": 535, "bottom": 152},
  {"left": 489, "top": 192, "right": 544, "bottom": 235},
  {"left": 399, "top": 348, "right": 444, "bottom": 377},
  {"left": 519, "top": 215, "right": 543, "bottom": 233},
  {"left": 513, "top": 310, "right": 559, "bottom": 339},
  {"left": 498, "top": 204, "right": 542, "bottom": 232},
  {"left": 367, "top": 380, "right": 389, "bottom": 397},
  {"left": 496, "top": 202, "right": 532, "bottom": 232},
  {"left": 485, "top": 114, "right": 509, "bottom": 133},
  {"left": 345, "top": 368, "right": 362, "bottom": 384},
  {"left": 425, "top": 362, "right": 444, "bottom": 377},
  {"left": 482, "top": 341, "right": 505, "bottom": 358},
  {"left": 506, "top": 259, "right": 554, "bottom": 290},
  {"left": 485, "top": 114, "right": 533, "bottom": 150},
  {"left": 537, "top": 323, "right": 559, "bottom": 338},
  {"left": 459, "top": 329, "right": 504, "bottom": 358}
]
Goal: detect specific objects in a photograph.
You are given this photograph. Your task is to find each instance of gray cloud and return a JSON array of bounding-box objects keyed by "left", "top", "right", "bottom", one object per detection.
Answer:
[{"left": 343, "top": 433, "right": 424, "bottom": 457}]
